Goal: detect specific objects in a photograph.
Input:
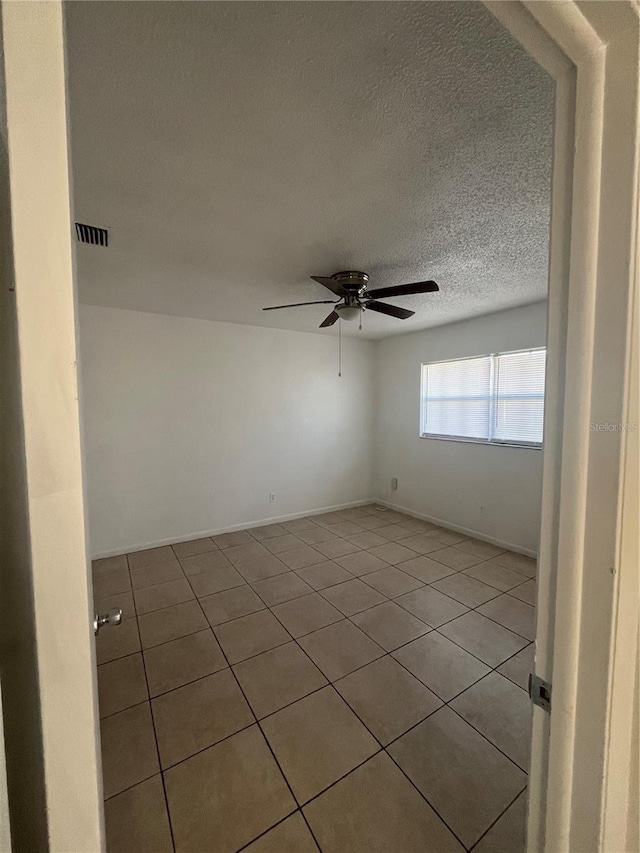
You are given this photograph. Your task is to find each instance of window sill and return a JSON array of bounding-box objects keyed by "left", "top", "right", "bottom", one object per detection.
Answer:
[{"left": 419, "top": 434, "right": 543, "bottom": 450}]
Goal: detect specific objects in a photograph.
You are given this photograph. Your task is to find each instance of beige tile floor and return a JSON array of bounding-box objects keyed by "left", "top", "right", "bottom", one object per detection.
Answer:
[{"left": 94, "top": 505, "right": 535, "bottom": 853}]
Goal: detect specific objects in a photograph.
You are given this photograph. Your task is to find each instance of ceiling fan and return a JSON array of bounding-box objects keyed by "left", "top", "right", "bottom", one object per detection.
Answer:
[{"left": 262, "top": 271, "right": 439, "bottom": 327}]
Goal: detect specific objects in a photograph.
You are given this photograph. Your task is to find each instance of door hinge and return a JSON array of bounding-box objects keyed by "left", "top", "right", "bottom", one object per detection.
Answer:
[{"left": 529, "top": 673, "right": 551, "bottom": 712}]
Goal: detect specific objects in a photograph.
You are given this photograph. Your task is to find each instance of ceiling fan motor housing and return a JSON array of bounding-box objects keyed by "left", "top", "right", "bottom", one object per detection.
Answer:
[{"left": 331, "top": 271, "right": 369, "bottom": 295}]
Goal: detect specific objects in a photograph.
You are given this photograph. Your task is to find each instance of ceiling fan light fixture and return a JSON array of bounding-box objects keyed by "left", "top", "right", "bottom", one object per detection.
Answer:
[
  {"left": 335, "top": 304, "right": 362, "bottom": 321},
  {"left": 262, "top": 271, "right": 438, "bottom": 328}
]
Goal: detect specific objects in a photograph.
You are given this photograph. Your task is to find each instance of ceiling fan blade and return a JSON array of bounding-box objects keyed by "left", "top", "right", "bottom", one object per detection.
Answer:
[
  {"left": 310, "top": 276, "right": 347, "bottom": 296},
  {"left": 365, "top": 280, "right": 439, "bottom": 299},
  {"left": 319, "top": 310, "right": 340, "bottom": 328},
  {"left": 365, "top": 300, "right": 415, "bottom": 320},
  {"left": 263, "top": 299, "right": 337, "bottom": 311}
]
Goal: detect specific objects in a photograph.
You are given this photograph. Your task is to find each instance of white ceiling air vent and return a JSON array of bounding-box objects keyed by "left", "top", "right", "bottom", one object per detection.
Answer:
[{"left": 75, "top": 222, "right": 108, "bottom": 247}]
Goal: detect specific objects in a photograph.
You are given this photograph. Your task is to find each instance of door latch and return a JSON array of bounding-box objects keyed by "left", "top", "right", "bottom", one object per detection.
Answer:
[
  {"left": 94, "top": 607, "right": 123, "bottom": 636},
  {"left": 529, "top": 673, "right": 551, "bottom": 712}
]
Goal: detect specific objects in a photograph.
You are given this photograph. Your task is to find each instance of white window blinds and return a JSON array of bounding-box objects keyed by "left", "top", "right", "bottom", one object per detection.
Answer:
[
  {"left": 421, "top": 348, "right": 546, "bottom": 446},
  {"left": 493, "top": 349, "right": 546, "bottom": 444},
  {"left": 421, "top": 356, "right": 492, "bottom": 440}
]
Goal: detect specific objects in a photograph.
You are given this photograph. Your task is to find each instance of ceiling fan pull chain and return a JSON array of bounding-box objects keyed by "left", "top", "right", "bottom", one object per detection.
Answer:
[{"left": 338, "top": 319, "right": 342, "bottom": 378}]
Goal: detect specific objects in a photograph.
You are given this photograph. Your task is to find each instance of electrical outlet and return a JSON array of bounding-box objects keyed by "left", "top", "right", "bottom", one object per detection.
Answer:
[
  {"left": 269, "top": 493, "right": 276, "bottom": 503},
  {"left": 391, "top": 478, "right": 398, "bottom": 491}
]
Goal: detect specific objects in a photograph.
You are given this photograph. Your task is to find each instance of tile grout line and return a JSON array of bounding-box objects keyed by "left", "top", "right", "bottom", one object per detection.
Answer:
[
  {"left": 100, "top": 612, "right": 532, "bottom": 747},
  {"left": 368, "top": 560, "right": 536, "bottom": 642},
  {"left": 214, "top": 613, "right": 326, "bottom": 851},
  {"left": 467, "top": 786, "right": 528, "bottom": 851},
  {"left": 105, "top": 702, "right": 258, "bottom": 781},
  {"left": 309, "top": 625, "right": 531, "bottom": 777},
  {"left": 388, "top": 631, "right": 531, "bottom": 706},
  {"left": 99, "top": 525, "right": 531, "bottom": 613},
  {"left": 339, "top": 593, "right": 525, "bottom": 671},
  {"left": 381, "top": 745, "right": 472, "bottom": 851},
  {"left": 272, "top": 576, "right": 534, "bottom": 825},
  {"left": 102, "top": 768, "right": 167, "bottom": 805},
  {"left": 269, "top": 637, "right": 470, "bottom": 852},
  {"left": 129, "top": 557, "right": 178, "bottom": 853},
  {"left": 99, "top": 561, "right": 533, "bottom": 715},
  {"left": 233, "top": 809, "right": 319, "bottom": 853},
  {"left": 179, "top": 564, "right": 320, "bottom": 852},
  {"left": 95, "top": 553, "right": 178, "bottom": 848},
  {"left": 444, "top": 702, "right": 530, "bottom": 775},
  {"left": 234, "top": 607, "right": 514, "bottom": 849},
  {"left": 98, "top": 572, "right": 532, "bottom": 707},
  {"left": 166, "top": 542, "right": 464, "bottom": 849},
  {"left": 96, "top": 512, "right": 536, "bottom": 849}
]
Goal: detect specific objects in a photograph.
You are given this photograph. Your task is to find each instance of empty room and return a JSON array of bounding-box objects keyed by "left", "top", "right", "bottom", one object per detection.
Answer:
[
  {"left": 4, "top": 1, "right": 639, "bottom": 851},
  {"left": 66, "top": 4, "right": 551, "bottom": 851},
  {"left": 66, "top": 2, "right": 551, "bottom": 851}
]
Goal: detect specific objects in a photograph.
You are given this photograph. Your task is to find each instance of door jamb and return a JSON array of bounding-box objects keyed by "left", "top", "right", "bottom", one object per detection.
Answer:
[
  {"left": 1, "top": 2, "right": 103, "bottom": 850},
  {"left": 484, "top": 2, "right": 639, "bottom": 851}
]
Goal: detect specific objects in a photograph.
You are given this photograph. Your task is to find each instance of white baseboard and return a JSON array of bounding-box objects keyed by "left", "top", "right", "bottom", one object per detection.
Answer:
[
  {"left": 92, "top": 495, "right": 537, "bottom": 560},
  {"left": 375, "top": 498, "right": 537, "bottom": 558},
  {"left": 90, "top": 498, "right": 377, "bottom": 559}
]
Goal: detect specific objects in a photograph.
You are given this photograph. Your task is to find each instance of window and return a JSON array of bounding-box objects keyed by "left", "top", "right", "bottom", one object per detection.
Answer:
[{"left": 420, "top": 348, "right": 546, "bottom": 446}]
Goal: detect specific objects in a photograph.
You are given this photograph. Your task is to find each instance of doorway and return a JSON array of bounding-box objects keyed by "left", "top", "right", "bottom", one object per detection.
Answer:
[{"left": 1, "top": 2, "right": 637, "bottom": 852}]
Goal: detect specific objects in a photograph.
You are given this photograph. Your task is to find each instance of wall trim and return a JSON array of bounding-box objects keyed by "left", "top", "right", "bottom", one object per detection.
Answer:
[
  {"left": 91, "top": 498, "right": 377, "bottom": 559},
  {"left": 92, "top": 495, "right": 539, "bottom": 561},
  {"left": 375, "top": 499, "right": 537, "bottom": 558}
]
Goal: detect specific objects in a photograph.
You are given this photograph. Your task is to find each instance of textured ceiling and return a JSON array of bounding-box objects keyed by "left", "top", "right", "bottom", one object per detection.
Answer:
[{"left": 65, "top": 1, "right": 553, "bottom": 339}]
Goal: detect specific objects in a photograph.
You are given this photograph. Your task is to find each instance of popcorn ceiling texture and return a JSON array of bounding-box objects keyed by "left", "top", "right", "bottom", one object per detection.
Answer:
[{"left": 66, "top": 2, "right": 554, "bottom": 340}]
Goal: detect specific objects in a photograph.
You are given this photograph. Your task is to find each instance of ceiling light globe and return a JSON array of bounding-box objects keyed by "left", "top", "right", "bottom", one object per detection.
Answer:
[{"left": 336, "top": 305, "right": 362, "bottom": 321}]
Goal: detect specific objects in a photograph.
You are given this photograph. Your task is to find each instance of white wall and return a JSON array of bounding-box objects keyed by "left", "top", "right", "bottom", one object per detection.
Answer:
[
  {"left": 374, "top": 302, "right": 547, "bottom": 554},
  {"left": 80, "top": 305, "right": 376, "bottom": 556},
  {"left": 80, "top": 302, "right": 546, "bottom": 557}
]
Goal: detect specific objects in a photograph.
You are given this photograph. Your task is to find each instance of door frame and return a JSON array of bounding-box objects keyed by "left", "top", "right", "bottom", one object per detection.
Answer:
[
  {"left": 1, "top": 3, "right": 103, "bottom": 851},
  {"left": 1, "top": 1, "right": 637, "bottom": 851},
  {"left": 486, "top": 2, "right": 639, "bottom": 850}
]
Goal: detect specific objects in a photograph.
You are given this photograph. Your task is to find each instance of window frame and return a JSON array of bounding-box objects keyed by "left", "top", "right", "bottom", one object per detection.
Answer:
[{"left": 419, "top": 347, "right": 546, "bottom": 449}]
